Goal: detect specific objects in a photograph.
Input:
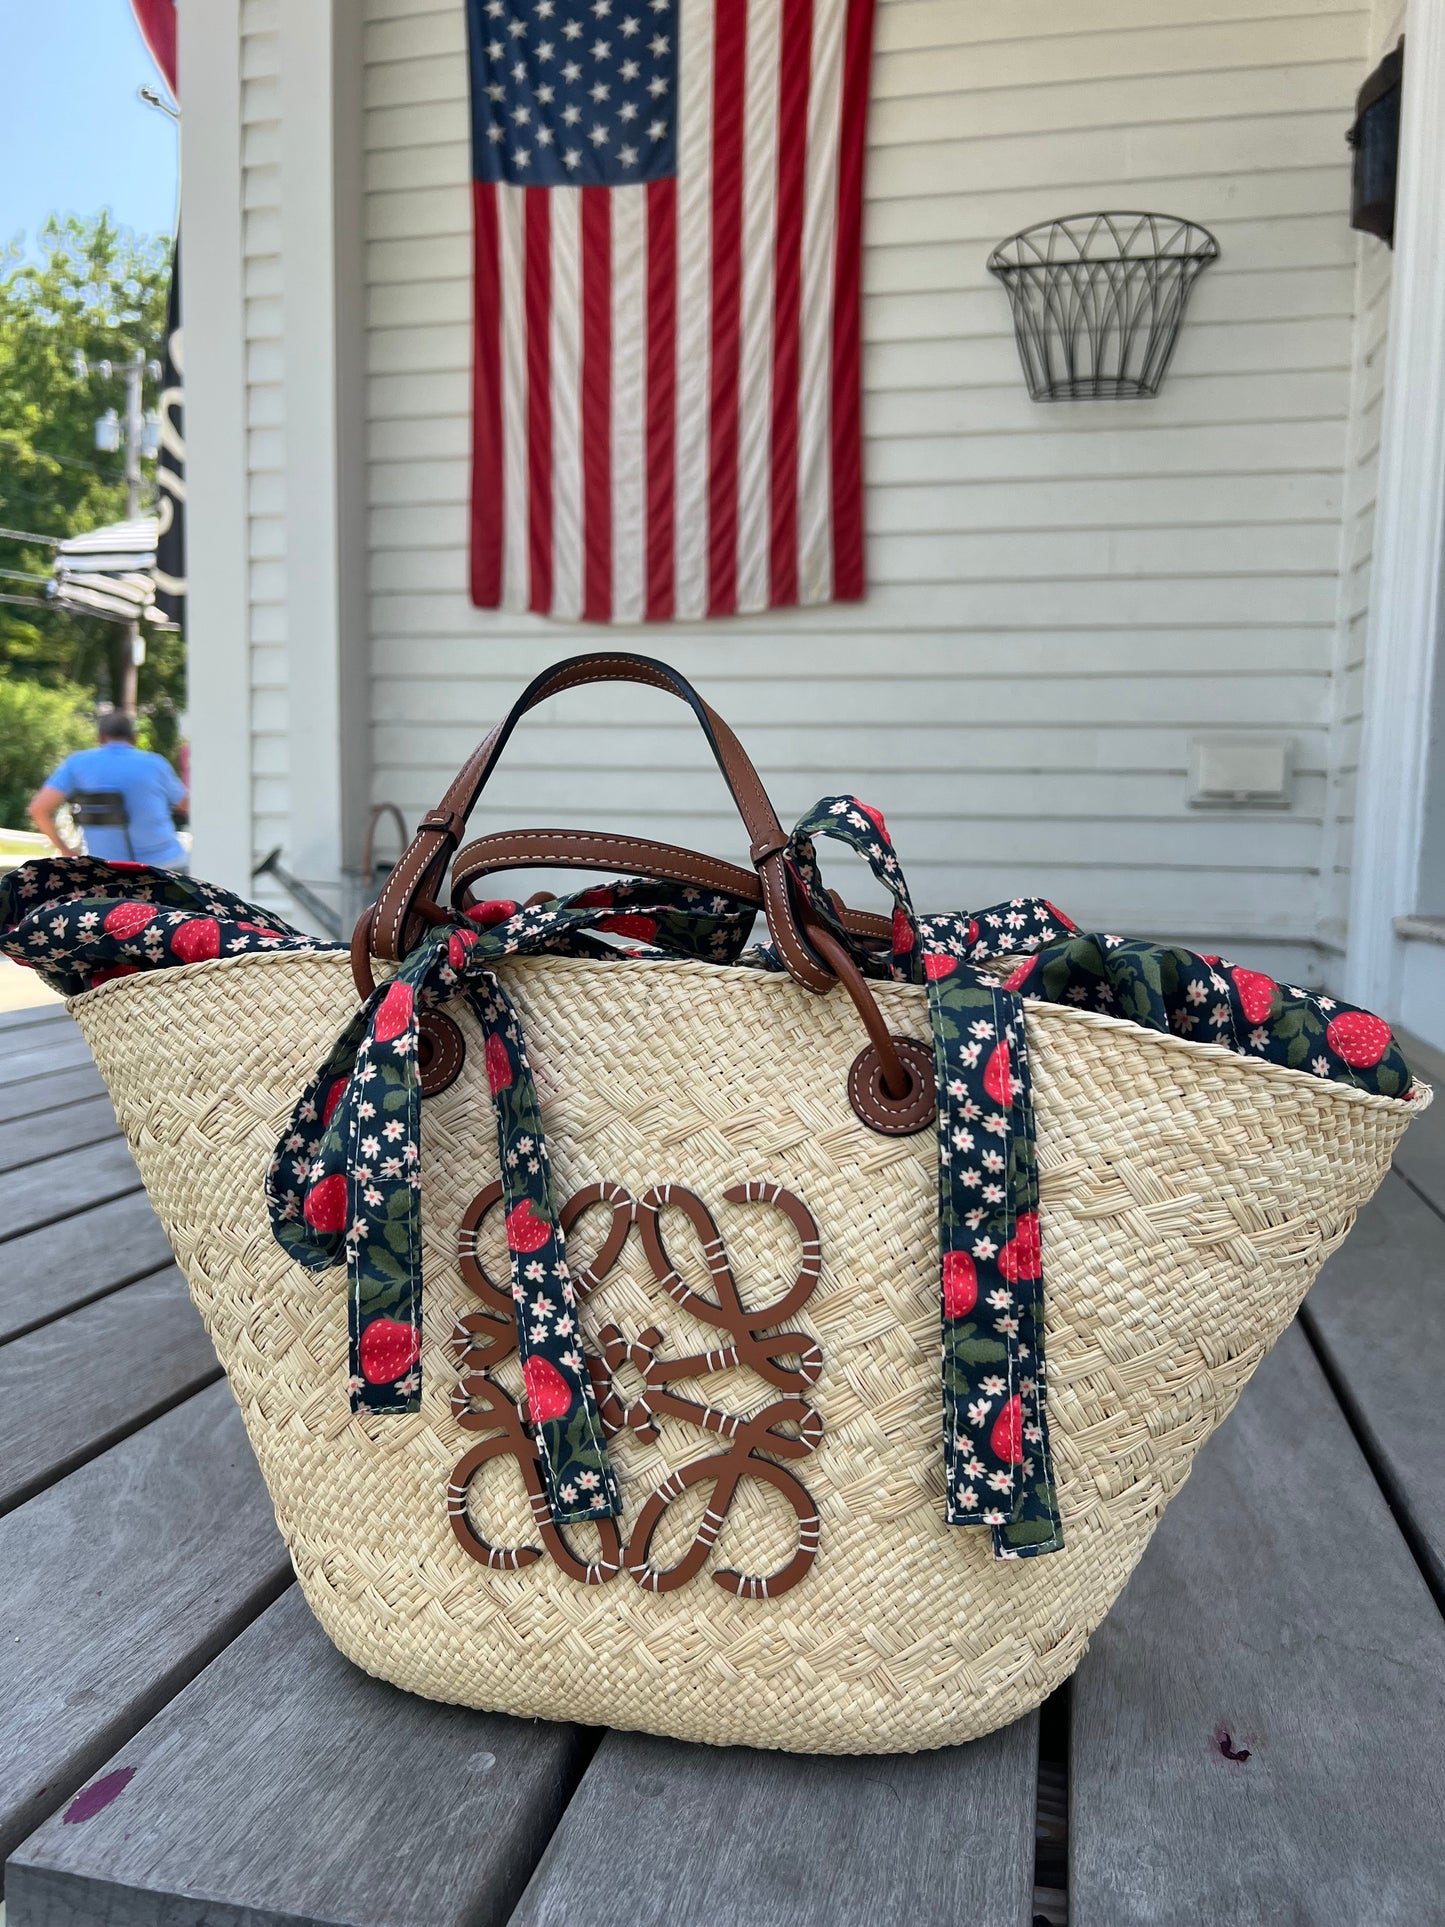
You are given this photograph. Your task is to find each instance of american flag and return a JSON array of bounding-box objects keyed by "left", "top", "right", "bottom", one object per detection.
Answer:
[{"left": 466, "top": 0, "right": 875, "bottom": 623}]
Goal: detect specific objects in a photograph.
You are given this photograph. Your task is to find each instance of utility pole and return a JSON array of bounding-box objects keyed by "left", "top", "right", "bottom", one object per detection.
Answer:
[
  {"left": 82, "top": 348, "right": 160, "bottom": 716},
  {"left": 121, "top": 349, "right": 146, "bottom": 715}
]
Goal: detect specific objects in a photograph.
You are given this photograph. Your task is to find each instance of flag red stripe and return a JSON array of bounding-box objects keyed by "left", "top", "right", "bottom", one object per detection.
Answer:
[
  {"left": 469, "top": 181, "right": 504, "bottom": 609},
  {"left": 525, "top": 188, "right": 553, "bottom": 614},
  {"left": 829, "top": 0, "right": 873, "bottom": 602},
  {"left": 769, "top": 0, "right": 812, "bottom": 609},
  {"left": 130, "top": 0, "right": 177, "bottom": 97},
  {"left": 706, "top": 0, "right": 748, "bottom": 618},
  {"left": 581, "top": 187, "right": 613, "bottom": 623},
  {"left": 645, "top": 178, "right": 677, "bottom": 623}
]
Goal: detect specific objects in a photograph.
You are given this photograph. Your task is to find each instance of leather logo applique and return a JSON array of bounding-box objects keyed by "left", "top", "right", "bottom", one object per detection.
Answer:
[{"left": 448, "top": 1180, "right": 824, "bottom": 1598}]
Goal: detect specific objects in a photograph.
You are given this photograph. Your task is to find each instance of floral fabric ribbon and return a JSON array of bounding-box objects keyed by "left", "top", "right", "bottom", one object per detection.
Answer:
[{"left": 0, "top": 823, "right": 1412, "bottom": 1558}]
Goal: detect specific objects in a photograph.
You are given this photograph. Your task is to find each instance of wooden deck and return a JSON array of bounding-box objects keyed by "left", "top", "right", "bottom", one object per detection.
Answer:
[{"left": 2, "top": 999, "right": 1443, "bottom": 1927}]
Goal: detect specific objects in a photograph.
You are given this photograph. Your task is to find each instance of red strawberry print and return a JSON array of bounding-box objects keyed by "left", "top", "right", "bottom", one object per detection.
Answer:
[
  {"left": 1043, "top": 899, "right": 1077, "bottom": 933},
  {"left": 598, "top": 912, "right": 658, "bottom": 942},
  {"left": 891, "top": 907, "right": 914, "bottom": 954},
  {"left": 485, "top": 1032, "right": 513, "bottom": 1094},
  {"left": 966, "top": 920, "right": 979, "bottom": 949},
  {"left": 523, "top": 1354, "right": 574, "bottom": 1424},
  {"left": 990, "top": 1395, "right": 1024, "bottom": 1465},
  {"left": 448, "top": 928, "right": 478, "bottom": 971},
  {"left": 506, "top": 1200, "right": 551, "bottom": 1253},
  {"left": 983, "top": 1041, "right": 1014, "bottom": 1108},
  {"left": 170, "top": 917, "right": 220, "bottom": 963},
  {"left": 373, "top": 981, "right": 414, "bottom": 1043},
  {"left": 236, "top": 920, "right": 284, "bottom": 937},
  {"left": 303, "top": 1172, "right": 348, "bottom": 1233},
  {"left": 1231, "top": 968, "right": 1277, "bottom": 1026},
  {"left": 359, "top": 1317, "right": 421, "bottom": 1386},
  {"left": 1326, "top": 1010, "right": 1393, "bottom": 1069},
  {"left": 1003, "top": 960, "right": 1033, "bottom": 992},
  {"left": 1200, "top": 954, "right": 1221, "bottom": 966},
  {"left": 466, "top": 898, "right": 518, "bottom": 926},
  {"left": 997, "top": 1213, "right": 1042, "bottom": 1283},
  {"left": 103, "top": 901, "right": 155, "bottom": 940},
  {"left": 575, "top": 886, "right": 614, "bottom": 909},
  {"left": 942, "top": 1249, "right": 978, "bottom": 1319},
  {"left": 90, "top": 963, "right": 139, "bottom": 985},
  {"left": 321, "top": 1077, "right": 348, "bottom": 1127},
  {"left": 853, "top": 799, "right": 889, "bottom": 841},
  {"left": 923, "top": 952, "right": 956, "bottom": 980}
]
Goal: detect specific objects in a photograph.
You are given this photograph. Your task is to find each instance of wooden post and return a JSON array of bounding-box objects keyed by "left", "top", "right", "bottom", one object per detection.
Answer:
[{"left": 176, "top": 0, "right": 252, "bottom": 892}]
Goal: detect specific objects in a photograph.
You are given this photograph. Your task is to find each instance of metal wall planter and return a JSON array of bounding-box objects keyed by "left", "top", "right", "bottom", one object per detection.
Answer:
[{"left": 988, "top": 212, "right": 1220, "bottom": 401}]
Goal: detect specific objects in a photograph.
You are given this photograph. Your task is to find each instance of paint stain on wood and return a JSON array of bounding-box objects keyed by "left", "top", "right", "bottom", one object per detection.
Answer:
[
  {"left": 1213, "top": 1724, "right": 1252, "bottom": 1764},
  {"left": 64, "top": 1766, "right": 136, "bottom": 1823}
]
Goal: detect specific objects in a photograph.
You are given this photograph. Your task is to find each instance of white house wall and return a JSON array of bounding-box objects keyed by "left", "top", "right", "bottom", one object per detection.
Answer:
[{"left": 348, "top": 0, "right": 1385, "bottom": 977}]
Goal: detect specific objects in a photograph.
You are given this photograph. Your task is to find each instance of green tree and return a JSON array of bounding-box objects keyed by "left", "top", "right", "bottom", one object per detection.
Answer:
[
  {"left": 0, "top": 212, "right": 181, "bottom": 728},
  {"left": 0, "top": 678, "right": 92, "bottom": 830}
]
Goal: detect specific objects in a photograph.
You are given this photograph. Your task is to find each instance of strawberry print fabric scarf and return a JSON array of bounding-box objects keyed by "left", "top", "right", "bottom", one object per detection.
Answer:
[{"left": 0, "top": 820, "right": 1412, "bottom": 1561}]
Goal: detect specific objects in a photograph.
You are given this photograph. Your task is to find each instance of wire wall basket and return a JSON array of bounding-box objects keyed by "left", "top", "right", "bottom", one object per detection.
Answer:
[{"left": 987, "top": 212, "right": 1220, "bottom": 401}]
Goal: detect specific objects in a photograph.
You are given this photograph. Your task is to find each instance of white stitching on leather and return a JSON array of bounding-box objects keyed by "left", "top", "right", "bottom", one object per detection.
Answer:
[{"left": 452, "top": 833, "right": 756, "bottom": 898}]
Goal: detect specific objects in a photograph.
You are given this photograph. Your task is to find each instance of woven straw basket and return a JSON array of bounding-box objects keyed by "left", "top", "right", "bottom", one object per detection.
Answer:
[{"left": 69, "top": 938, "right": 1421, "bottom": 1754}]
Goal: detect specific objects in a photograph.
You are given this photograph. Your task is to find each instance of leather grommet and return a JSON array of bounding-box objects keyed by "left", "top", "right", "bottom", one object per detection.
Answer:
[
  {"left": 847, "top": 1036, "right": 935, "bottom": 1136},
  {"left": 417, "top": 1010, "right": 466, "bottom": 1098}
]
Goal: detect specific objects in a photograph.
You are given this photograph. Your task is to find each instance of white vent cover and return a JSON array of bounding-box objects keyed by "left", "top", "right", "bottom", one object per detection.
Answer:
[{"left": 1187, "top": 735, "right": 1292, "bottom": 809}]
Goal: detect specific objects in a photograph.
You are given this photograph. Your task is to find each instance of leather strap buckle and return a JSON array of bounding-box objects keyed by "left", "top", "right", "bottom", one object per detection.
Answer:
[{"left": 419, "top": 808, "right": 467, "bottom": 844}]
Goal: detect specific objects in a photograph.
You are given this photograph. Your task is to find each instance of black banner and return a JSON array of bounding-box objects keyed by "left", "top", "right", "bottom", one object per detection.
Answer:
[{"left": 153, "top": 239, "right": 185, "bottom": 630}]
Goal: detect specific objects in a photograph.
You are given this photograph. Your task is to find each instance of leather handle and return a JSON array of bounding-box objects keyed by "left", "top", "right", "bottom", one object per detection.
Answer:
[
  {"left": 448, "top": 827, "right": 911, "bottom": 1101},
  {"left": 448, "top": 828, "right": 895, "bottom": 949},
  {"left": 370, "top": 652, "right": 832, "bottom": 993}
]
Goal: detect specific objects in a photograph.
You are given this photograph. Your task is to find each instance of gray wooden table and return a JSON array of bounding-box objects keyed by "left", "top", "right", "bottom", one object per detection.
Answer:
[{"left": 2, "top": 1001, "right": 1443, "bottom": 1927}]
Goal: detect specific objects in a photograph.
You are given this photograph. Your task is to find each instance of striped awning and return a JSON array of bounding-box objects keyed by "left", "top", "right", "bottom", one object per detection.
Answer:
[{"left": 48, "top": 520, "right": 178, "bottom": 629}]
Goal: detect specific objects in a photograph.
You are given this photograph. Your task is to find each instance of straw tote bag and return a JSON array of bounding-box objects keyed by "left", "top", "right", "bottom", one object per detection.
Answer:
[{"left": 9, "top": 653, "right": 1425, "bottom": 1756}]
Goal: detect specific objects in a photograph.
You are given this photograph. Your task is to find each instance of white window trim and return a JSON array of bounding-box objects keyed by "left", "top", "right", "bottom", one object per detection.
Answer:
[{"left": 1345, "top": 2, "right": 1445, "bottom": 1014}]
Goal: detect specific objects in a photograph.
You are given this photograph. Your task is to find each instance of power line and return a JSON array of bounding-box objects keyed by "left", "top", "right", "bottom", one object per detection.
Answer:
[{"left": 0, "top": 525, "right": 60, "bottom": 547}]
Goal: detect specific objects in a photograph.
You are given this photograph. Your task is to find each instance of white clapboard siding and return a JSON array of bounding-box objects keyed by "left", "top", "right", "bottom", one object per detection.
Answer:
[
  {"left": 241, "top": 0, "right": 288, "bottom": 874},
  {"left": 350, "top": 0, "right": 1388, "bottom": 979},
  {"left": 1319, "top": 0, "right": 1404, "bottom": 974}
]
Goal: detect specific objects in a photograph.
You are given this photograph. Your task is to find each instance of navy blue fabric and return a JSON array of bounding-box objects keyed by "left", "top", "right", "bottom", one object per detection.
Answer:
[{"left": 467, "top": 0, "right": 678, "bottom": 187}]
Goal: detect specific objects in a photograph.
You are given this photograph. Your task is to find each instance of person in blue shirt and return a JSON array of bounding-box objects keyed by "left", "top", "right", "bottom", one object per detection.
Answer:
[{"left": 29, "top": 711, "right": 189, "bottom": 869}]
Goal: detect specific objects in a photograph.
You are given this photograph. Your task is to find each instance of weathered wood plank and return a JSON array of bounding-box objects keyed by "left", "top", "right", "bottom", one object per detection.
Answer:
[
  {"left": 0, "top": 1138, "right": 141, "bottom": 1242},
  {"left": 0, "top": 1095, "right": 120, "bottom": 1174},
  {"left": 1070, "top": 1324, "right": 1445, "bottom": 1927},
  {"left": 0, "top": 1381, "right": 290, "bottom": 1877},
  {"left": 1302, "top": 1171, "right": 1445, "bottom": 1599},
  {"left": 0, "top": 1005, "right": 69, "bottom": 1037},
  {"left": 0, "top": 1064, "right": 106, "bottom": 1126},
  {"left": 510, "top": 1717, "right": 1040, "bottom": 1927},
  {"left": 0, "top": 1032, "right": 95, "bottom": 1089},
  {"left": 0, "top": 1195, "right": 175, "bottom": 1343},
  {"left": 0, "top": 1271, "right": 219, "bottom": 1514},
  {"left": 6, "top": 1588, "right": 586, "bottom": 1927}
]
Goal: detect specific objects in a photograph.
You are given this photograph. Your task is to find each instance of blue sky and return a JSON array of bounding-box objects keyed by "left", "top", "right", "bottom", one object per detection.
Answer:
[{"left": 2, "top": 0, "right": 178, "bottom": 255}]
